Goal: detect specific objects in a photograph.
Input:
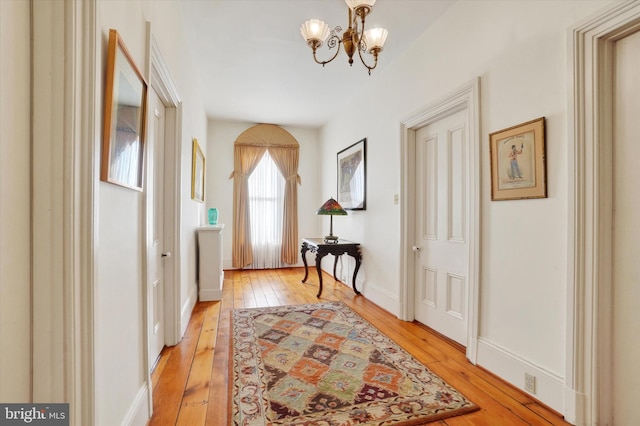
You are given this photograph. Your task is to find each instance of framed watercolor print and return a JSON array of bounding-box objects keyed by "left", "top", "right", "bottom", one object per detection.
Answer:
[
  {"left": 191, "top": 138, "right": 205, "bottom": 203},
  {"left": 100, "top": 29, "right": 148, "bottom": 191},
  {"left": 489, "top": 117, "right": 546, "bottom": 201},
  {"left": 337, "top": 138, "right": 366, "bottom": 210}
]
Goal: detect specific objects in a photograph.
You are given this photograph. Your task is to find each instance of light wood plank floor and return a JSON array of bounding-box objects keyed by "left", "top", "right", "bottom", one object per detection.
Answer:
[{"left": 148, "top": 268, "right": 570, "bottom": 425}]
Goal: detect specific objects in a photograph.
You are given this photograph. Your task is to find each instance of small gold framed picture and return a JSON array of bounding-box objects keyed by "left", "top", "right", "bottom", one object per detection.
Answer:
[
  {"left": 191, "top": 138, "right": 205, "bottom": 203},
  {"left": 489, "top": 117, "right": 546, "bottom": 201}
]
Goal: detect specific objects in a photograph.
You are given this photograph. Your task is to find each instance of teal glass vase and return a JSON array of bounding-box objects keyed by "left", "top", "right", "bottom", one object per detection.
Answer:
[{"left": 208, "top": 208, "right": 218, "bottom": 225}]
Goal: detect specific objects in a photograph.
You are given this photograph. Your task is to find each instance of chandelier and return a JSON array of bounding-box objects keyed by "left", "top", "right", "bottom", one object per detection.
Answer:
[{"left": 300, "top": 0, "right": 389, "bottom": 75}]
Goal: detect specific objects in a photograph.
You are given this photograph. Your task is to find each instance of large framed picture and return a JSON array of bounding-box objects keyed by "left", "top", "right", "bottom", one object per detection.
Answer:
[
  {"left": 191, "top": 138, "right": 205, "bottom": 203},
  {"left": 337, "top": 138, "right": 366, "bottom": 210},
  {"left": 100, "top": 29, "right": 148, "bottom": 191},
  {"left": 489, "top": 117, "right": 546, "bottom": 201}
]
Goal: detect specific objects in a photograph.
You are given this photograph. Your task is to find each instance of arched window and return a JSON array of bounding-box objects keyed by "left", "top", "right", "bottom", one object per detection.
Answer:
[{"left": 229, "top": 124, "right": 301, "bottom": 268}]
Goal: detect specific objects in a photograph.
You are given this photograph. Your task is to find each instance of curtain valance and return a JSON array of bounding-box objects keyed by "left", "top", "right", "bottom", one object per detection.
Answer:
[{"left": 234, "top": 123, "right": 299, "bottom": 147}]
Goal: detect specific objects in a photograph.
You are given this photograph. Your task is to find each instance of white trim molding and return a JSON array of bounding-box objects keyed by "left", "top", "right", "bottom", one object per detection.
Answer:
[
  {"left": 143, "top": 22, "right": 185, "bottom": 420},
  {"left": 146, "top": 24, "right": 184, "bottom": 348},
  {"left": 31, "top": 0, "right": 97, "bottom": 424},
  {"left": 181, "top": 283, "right": 198, "bottom": 338},
  {"left": 399, "top": 77, "right": 481, "bottom": 363},
  {"left": 477, "top": 338, "right": 565, "bottom": 414},
  {"left": 122, "top": 383, "right": 150, "bottom": 426},
  {"left": 566, "top": 2, "right": 640, "bottom": 424}
]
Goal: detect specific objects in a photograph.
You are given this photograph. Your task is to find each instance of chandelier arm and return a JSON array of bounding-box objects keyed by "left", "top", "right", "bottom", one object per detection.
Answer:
[
  {"left": 357, "top": 49, "right": 379, "bottom": 75},
  {"left": 312, "top": 35, "right": 343, "bottom": 66},
  {"left": 354, "top": 15, "right": 378, "bottom": 75}
]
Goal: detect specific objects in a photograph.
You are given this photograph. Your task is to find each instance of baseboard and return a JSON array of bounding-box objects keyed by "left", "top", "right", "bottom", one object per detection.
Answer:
[
  {"left": 358, "top": 280, "right": 399, "bottom": 316},
  {"left": 122, "top": 383, "right": 149, "bottom": 426},
  {"left": 223, "top": 258, "right": 304, "bottom": 270},
  {"left": 476, "top": 338, "right": 565, "bottom": 414},
  {"left": 223, "top": 258, "right": 233, "bottom": 270},
  {"left": 199, "top": 288, "right": 222, "bottom": 301},
  {"left": 319, "top": 260, "right": 399, "bottom": 316},
  {"left": 562, "top": 386, "right": 583, "bottom": 425},
  {"left": 180, "top": 283, "right": 198, "bottom": 338}
]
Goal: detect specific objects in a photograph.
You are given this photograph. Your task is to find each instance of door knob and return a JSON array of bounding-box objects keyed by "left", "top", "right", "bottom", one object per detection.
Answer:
[
  {"left": 412, "top": 246, "right": 421, "bottom": 252},
  {"left": 161, "top": 252, "right": 172, "bottom": 258}
]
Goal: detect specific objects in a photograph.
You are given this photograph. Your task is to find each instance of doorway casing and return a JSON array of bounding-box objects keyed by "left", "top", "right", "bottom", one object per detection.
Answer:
[
  {"left": 566, "top": 1, "right": 640, "bottom": 424},
  {"left": 146, "top": 24, "right": 183, "bottom": 348},
  {"left": 143, "top": 23, "right": 184, "bottom": 418},
  {"left": 399, "top": 78, "right": 481, "bottom": 362},
  {"left": 31, "top": 0, "right": 98, "bottom": 423}
]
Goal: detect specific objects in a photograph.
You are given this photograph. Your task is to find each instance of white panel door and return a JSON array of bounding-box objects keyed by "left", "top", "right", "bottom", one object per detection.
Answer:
[
  {"left": 148, "top": 88, "right": 166, "bottom": 367},
  {"left": 612, "top": 29, "right": 640, "bottom": 424},
  {"left": 414, "top": 110, "right": 468, "bottom": 346}
]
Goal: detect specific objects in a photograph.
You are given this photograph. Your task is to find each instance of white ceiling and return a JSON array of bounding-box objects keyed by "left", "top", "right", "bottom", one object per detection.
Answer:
[{"left": 180, "top": 0, "right": 454, "bottom": 128}]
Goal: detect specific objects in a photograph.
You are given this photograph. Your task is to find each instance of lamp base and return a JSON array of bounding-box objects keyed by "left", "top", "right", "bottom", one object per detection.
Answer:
[{"left": 324, "top": 235, "right": 339, "bottom": 243}]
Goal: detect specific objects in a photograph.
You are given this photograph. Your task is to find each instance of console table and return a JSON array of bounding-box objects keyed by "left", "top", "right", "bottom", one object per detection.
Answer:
[{"left": 300, "top": 238, "right": 362, "bottom": 298}]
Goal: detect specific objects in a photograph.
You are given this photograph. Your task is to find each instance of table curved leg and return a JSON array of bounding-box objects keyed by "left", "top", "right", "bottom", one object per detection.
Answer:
[
  {"left": 333, "top": 255, "right": 339, "bottom": 280},
  {"left": 315, "top": 253, "right": 326, "bottom": 298},
  {"left": 301, "top": 243, "right": 309, "bottom": 283},
  {"left": 352, "top": 251, "right": 362, "bottom": 295}
]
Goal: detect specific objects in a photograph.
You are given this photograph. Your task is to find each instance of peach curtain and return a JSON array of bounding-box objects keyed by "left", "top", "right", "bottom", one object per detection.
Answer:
[{"left": 230, "top": 124, "right": 301, "bottom": 268}]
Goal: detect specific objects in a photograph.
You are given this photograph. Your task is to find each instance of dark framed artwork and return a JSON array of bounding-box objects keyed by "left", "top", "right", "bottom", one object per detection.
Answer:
[
  {"left": 337, "top": 138, "right": 366, "bottom": 210},
  {"left": 489, "top": 117, "right": 546, "bottom": 201},
  {"left": 100, "top": 29, "right": 148, "bottom": 191}
]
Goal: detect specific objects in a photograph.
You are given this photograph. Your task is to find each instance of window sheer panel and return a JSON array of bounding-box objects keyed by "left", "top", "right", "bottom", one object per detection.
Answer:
[
  {"left": 269, "top": 146, "right": 301, "bottom": 264},
  {"left": 248, "top": 152, "right": 285, "bottom": 269},
  {"left": 230, "top": 145, "right": 267, "bottom": 268}
]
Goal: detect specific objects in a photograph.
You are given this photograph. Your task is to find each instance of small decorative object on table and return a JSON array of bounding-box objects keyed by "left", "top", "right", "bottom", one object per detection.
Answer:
[
  {"left": 315, "top": 197, "right": 347, "bottom": 243},
  {"left": 208, "top": 207, "right": 218, "bottom": 225}
]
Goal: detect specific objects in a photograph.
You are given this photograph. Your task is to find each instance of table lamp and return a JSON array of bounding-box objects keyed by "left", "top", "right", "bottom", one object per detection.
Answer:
[{"left": 316, "top": 197, "right": 348, "bottom": 243}]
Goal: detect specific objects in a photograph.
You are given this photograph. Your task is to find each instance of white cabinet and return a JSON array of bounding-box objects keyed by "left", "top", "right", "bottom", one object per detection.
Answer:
[{"left": 197, "top": 224, "right": 224, "bottom": 301}]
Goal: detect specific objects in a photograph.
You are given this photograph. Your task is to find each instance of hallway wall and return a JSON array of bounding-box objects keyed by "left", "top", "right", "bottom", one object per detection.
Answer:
[
  {"left": 95, "top": 1, "right": 207, "bottom": 424},
  {"left": 319, "top": 0, "right": 612, "bottom": 415}
]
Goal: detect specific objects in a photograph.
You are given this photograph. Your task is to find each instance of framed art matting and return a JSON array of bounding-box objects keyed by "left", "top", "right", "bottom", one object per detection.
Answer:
[
  {"left": 489, "top": 117, "right": 546, "bottom": 201},
  {"left": 100, "top": 29, "right": 148, "bottom": 191},
  {"left": 337, "top": 138, "right": 366, "bottom": 210}
]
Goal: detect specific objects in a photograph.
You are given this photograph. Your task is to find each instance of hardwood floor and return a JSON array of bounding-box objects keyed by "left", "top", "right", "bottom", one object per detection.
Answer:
[{"left": 148, "top": 268, "right": 570, "bottom": 425}]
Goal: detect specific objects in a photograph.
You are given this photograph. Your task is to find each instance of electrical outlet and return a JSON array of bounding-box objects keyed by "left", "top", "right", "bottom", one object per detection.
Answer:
[{"left": 524, "top": 373, "right": 536, "bottom": 394}]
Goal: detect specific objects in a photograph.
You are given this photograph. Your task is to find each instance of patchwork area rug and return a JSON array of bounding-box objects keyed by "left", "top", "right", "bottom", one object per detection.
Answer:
[{"left": 231, "top": 301, "right": 478, "bottom": 425}]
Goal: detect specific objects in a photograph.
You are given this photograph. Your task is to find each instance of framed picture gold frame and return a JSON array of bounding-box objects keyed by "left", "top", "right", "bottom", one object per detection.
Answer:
[
  {"left": 100, "top": 29, "right": 148, "bottom": 191},
  {"left": 191, "top": 138, "right": 205, "bottom": 203},
  {"left": 489, "top": 117, "right": 546, "bottom": 201}
]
